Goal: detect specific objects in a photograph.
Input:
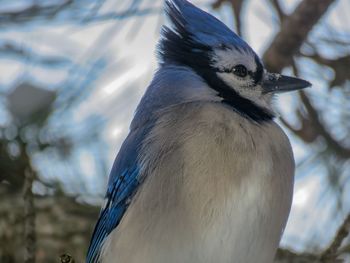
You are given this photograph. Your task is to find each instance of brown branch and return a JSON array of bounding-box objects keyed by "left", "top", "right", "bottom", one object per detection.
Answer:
[
  {"left": 281, "top": 88, "right": 350, "bottom": 159},
  {"left": 212, "top": 0, "right": 245, "bottom": 36},
  {"left": 23, "top": 169, "right": 36, "bottom": 263},
  {"left": 269, "top": 0, "right": 285, "bottom": 22},
  {"left": 275, "top": 214, "right": 350, "bottom": 262},
  {"left": 320, "top": 214, "right": 350, "bottom": 262},
  {"left": 299, "top": 91, "right": 350, "bottom": 159},
  {"left": 212, "top": 0, "right": 226, "bottom": 8},
  {"left": 302, "top": 52, "right": 350, "bottom": 87},
  {"left": 274, "top": 248, "right": 319, "bottom": 263},
  {"left": 263, "top": 0, "right": 337, "bottom": 72}
]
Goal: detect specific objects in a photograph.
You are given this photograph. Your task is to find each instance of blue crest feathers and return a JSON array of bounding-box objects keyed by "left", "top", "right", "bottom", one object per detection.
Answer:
[{"left": 163, "top": 0, "right": 251, "bottom": 49}]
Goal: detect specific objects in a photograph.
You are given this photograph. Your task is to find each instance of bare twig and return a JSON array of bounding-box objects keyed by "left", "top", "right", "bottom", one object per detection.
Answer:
[
  {"left": 320, "top": 214, "right": 350, "bottom": 262},
  {"left": 274, "top": 248, "right": 319, "bottom": 263},
  {"left": 0, "top": 41, "right": 71, "bottom": 67},
  {"left": 23, "top": 169, "right": 36, "bottom": 263},
  {"left": 0, "top": 0, "right": 73, "bottom": 25},
  {"left": 299, "top": 91, "right": 350, "bottom": 159},
  {"left": 302, "top": 52, "right": 350, "bottom": 87},
  {"left": 85, "top": 7, "right": 161, "bottom": 23},
  {"left": 275, "top": 214, "right": 350, "bottom": 263}
]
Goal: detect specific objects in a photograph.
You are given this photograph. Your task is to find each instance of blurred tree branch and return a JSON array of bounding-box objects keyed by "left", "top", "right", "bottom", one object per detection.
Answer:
[
  {"left": 0, "top": 0, "right": 73, "bottom": 25},
  {"left": 0, "top": 188, "right": 99, "bottom": 263},
  {"left": 263, "top": 0, "right": 336, "bottom": 72},
  {"left": 0, "top": 41, "right": 71, "bottom": 67},
  {"left": 212, "top": 0, "right": 246, "bottom": 36},
  {"left": 269, "top": 0, "right": 285, "bottom": 22},
  {"left": 302, "top": 51, "right": 350, "bottom": 87},
  {"left": 0, "top": 0, "right": 160, "bottom": 26},
  {"left": 275, "top": 214, "right": 350, "bottom": 262},
  {"left": 23, "top": 170, "right": 36, "bottom": 263},
  {"left": 298, "top": 90, "right": 350, "bottom": 159},
  {"left": 84, "top": 7, "right": 161, "bottom": 23},
  {"left": 0, "top": 139, "right": 29, "bottom": 190},
  {"left": 275, "top": 248, "right": 319, "bottom": 263},
  {"left": 320, "top": 214, "right": 350, "bottom": 262}
]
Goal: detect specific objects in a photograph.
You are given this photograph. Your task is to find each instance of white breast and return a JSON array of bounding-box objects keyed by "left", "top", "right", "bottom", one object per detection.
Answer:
[{"left": 101, "top": 102, "right": 294, "bottom": 263}]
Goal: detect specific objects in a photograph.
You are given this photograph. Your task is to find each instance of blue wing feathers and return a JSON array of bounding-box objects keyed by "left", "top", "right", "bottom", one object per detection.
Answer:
[
  {"left": 86, "top": 121, "right": 154, "bottom": 263},
  {"left": 86, "top": 166, "right": 139, "bottom": 263},
  {"left": 86, "top": 166, "right": 141, "bottom": 262}
]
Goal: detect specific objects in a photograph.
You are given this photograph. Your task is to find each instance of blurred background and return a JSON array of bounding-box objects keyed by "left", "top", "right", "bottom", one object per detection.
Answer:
[{"left": 0, "top": 0, "right": 349, "bottom": 262}]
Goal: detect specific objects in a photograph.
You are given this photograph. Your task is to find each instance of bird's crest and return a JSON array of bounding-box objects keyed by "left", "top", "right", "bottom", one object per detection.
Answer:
[{"left": 159, "top": 0, "right": 253, "bottom": 64}]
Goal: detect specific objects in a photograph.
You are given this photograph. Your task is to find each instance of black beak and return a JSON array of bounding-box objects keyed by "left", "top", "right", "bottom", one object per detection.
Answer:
[{"left": 262, "top": 73, "right": 312, "bottom": 94}]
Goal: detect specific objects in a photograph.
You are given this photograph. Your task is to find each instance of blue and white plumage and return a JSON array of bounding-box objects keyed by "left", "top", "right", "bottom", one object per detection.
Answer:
[{"left": 86, "top": 1, "right": 311, "bottom": 262}]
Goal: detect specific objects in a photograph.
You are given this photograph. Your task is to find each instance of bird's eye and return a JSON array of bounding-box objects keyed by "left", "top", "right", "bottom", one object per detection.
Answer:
[{"left": 233, "top": 65, "right": 247, "bottom": 78}]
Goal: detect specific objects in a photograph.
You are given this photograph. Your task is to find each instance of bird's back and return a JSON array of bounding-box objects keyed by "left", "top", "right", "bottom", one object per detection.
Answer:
[{"left": 99, "top": 66, "right": 295, "bottom": 263}]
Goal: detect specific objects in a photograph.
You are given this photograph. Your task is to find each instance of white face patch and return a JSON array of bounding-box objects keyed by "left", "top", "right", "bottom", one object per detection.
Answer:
[
  {"left": 210, "top": 46, "right": 273, "bottom": 111},
  {"left": 212, "top": 47, "right": 257, "bottom": 74}
]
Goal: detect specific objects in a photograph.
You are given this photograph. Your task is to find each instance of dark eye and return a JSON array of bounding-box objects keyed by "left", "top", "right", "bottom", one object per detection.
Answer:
[{"left": 233, "top": 64, "right": 247, "bottom": 77}]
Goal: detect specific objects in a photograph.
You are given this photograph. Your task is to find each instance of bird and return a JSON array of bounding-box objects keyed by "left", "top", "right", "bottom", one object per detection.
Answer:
[{"left": 86, "top": 0, "right": 311, "bottom": 262}]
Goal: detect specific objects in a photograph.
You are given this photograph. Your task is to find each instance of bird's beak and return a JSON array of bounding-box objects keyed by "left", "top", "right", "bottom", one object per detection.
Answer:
[{"left": 262, "top": 72, "right": 311, "bottom": 94}]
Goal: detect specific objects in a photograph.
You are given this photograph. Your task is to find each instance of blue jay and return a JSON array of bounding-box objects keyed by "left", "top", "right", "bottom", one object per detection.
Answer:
[{"left": 87, "top": 0, "right": 311, "bottom": 262}]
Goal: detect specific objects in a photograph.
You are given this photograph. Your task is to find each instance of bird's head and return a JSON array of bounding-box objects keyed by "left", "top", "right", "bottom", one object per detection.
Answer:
[{"left": 158, "top": 0, "right": 311, "bottom": 122}]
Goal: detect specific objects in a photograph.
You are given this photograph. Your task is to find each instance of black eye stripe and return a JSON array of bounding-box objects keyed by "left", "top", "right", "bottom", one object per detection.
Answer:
[
  {"left": 215, "top": 65, "right": 248, "bottom": 76},
  {"left": 215, "top": 65, "right": 248, "bottom": 78},
  {"left": 233, "top": 64, "right": 247, "bottom": 77},
  {"left": 216, "top": 60, "right": 264, "bottom": 84}
]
